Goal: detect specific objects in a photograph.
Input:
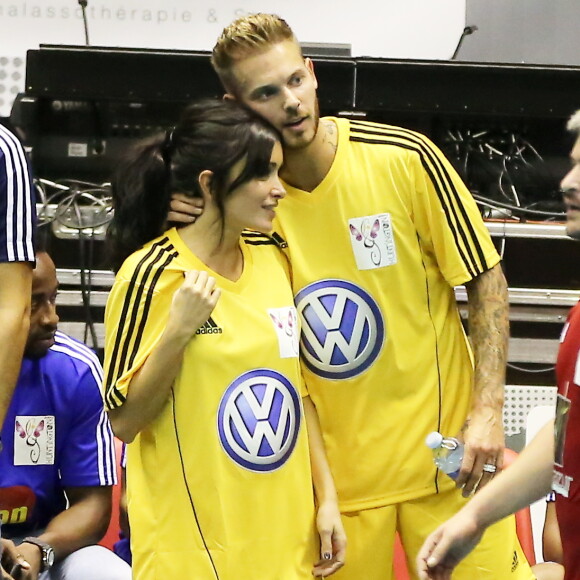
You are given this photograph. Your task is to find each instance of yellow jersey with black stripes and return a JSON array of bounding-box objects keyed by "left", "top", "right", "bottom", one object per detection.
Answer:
[
  {"left": 275, "top": 117, "right": 501, "bottom": 511},
  {"left": 103, "top": 227, "right": 316, "bottom": 580}
]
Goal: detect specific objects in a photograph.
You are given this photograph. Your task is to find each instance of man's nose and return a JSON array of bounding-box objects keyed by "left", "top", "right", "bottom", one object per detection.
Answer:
[
  {"left": 282, "top": 88, "right": 300, "bottom": 113},
  {"left": 561, "top": 165, "right": 580, "bottom": 196},
  {"left": 41, "top": 303, "right": 59, "bottom": 326}
]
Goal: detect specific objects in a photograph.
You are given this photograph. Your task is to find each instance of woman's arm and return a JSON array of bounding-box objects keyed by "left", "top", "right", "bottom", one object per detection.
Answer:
[
  {"left": 303, "top": 395, "right": 346, "bottom": 578},
  {"left": 110, "top": 270, "right": 220, "bottom": 442}
]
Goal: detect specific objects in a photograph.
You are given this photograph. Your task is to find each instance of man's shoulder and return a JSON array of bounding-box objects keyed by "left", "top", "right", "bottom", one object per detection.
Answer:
[
  {"left": 43, "top": 331, "right": 103, "bottom": 384},
  {"left": 342, "top": 118, "right": 424, "bottom": 143}
]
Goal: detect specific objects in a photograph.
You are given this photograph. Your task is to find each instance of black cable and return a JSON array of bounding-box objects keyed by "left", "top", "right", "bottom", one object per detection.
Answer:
[
  {"left": 74, "top": 0, "right": 108, "bottom": 157},
  {"left": 83, "top": 229, "right": 96, "bottom": 345},
  {"left": 451, "top": 25, "right": 478, "bottom": 60},
  {"left": 72, "top": 200, "right": 98, "bottom": 349},
  {"left": 78, "top": 0, "right": 90, "bottom": 45}
]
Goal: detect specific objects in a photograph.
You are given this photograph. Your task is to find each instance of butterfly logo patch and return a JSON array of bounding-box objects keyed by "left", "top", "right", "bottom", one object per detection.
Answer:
[{"left": 348, "top": 214, "right": 397, "bottom": 270}]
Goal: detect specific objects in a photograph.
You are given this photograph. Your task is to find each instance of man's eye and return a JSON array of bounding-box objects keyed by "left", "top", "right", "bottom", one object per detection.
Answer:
[{"left": 258, "top": 89, "right": 276, "bottom": 100}]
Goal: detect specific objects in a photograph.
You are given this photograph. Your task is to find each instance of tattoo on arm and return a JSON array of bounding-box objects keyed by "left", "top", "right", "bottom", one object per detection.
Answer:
[
  {"left": 322, "top": 120, "right": 338, "bottom": 153},
  {"left": 465, "top": 264, "right": 509, "bottom": 409}
]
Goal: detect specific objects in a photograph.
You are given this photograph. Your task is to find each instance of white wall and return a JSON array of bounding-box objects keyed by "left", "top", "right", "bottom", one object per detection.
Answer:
[
  {"left": 459, "top": 0, "right": 580, "bottom": 65},
  {"left": 0, "top": 0, "right": 466, "bottom": 115}
]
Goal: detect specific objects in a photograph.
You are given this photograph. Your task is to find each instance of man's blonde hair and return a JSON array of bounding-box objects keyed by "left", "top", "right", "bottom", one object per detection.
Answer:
[
  {"left": 212, "top": 13, "right": 299, "bottom": 92},
  {"left": 567, "top": 110, "right": 580, "bottom": 135}
]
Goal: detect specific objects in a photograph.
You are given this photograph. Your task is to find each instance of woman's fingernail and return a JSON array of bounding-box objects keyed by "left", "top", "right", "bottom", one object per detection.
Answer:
[{"left": 323, "top": 552, "right": 331, "bottom": 560}]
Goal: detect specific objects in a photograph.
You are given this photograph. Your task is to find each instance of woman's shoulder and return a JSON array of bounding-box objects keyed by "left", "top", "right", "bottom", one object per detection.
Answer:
[{"left": 116, "top": 230, "right": 180, "bottom": 275}]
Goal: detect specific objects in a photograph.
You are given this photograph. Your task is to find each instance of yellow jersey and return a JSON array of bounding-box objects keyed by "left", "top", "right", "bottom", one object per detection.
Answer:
[
  {"left": 104, "top": 228, "right": 316, "bottom": 579},
  {"left": 276, "top": 118, "right": 501, "bottom": 511}
]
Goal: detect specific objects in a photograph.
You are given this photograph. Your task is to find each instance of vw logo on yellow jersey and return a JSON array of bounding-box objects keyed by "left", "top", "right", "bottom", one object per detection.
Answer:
[
  {"left": 217, "top": 369, "right": 301, "bottom": 472},
  {"left": 295, "top": 279, "right": 385, "bottom": 379}
]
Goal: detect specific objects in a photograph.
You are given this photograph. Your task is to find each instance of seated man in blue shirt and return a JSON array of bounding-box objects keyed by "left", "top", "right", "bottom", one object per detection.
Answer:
[{"left": 0, "top": 249, "right": 131, "bottom": 580}]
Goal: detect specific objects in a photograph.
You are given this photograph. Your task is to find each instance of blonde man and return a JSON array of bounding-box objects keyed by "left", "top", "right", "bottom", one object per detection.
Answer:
[{"left": 169, "top": 13, "right": 535, "bottom": 580}]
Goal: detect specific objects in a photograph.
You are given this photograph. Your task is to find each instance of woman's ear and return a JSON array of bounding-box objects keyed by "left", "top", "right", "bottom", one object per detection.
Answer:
[{"left": 198, "top": 170, "right": 214, "bottom": 201}]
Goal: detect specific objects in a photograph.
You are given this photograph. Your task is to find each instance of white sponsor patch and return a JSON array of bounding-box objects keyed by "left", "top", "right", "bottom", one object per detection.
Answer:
[
  {"left": 13, "top": 416, "right": 55, "bottom": 466},
  {"left": 553, "top": 470, "right": 573, "bottom": 498},
  {"left": 348, "top": 213, "right": 397, "bottom": 270},
  {"left": 268, "top": 306, "right": 299, "bottom": 358}
]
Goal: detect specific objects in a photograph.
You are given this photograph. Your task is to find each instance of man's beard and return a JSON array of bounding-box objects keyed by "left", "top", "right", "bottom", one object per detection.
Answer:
[{"left": 282, "top": 99, "right": 320, "bottom": 150}]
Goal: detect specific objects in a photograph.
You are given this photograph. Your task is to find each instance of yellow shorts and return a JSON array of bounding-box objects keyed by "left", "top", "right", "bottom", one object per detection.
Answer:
[{"left": 333, "top": 487, "right": 536, "bottom": 580}]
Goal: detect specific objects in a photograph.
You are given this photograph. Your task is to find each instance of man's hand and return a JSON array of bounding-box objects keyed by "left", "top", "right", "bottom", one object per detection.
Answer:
[
  {"left": 11, "top": 542, "right": 40, "bottom": 580},
  {"left": 167, "top": 193, "right": 203, "bottom": 226},
  {"left": 455, "top": 407, "right": 504, "bottom": 496},
  {"left": 0, "top": 540, "right": 32, "bottom": 580}
]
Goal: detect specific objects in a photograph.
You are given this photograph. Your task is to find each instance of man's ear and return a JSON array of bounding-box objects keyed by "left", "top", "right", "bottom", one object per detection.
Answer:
[
  {"left": 198, "top": 170, "right": 214, "bottom": 201},
  {"left": 304, "top": 57, "right": 318, "bottom": 90}
]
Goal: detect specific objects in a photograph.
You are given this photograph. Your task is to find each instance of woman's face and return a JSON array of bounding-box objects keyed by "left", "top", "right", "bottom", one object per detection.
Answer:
[{"left": 224, "top": 141, "right": 286, "bottom": 233}]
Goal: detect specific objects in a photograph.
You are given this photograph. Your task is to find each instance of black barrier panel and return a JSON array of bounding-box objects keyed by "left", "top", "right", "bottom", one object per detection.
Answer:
[
  {"left": 26, "top": 45, "right": 222, "bottom": 102},
  {"left": 25, "top": 45, "right": 355, "bottom": 110},
  {"left": 355, "top": 58, "right": 580, "bottom": 119}
]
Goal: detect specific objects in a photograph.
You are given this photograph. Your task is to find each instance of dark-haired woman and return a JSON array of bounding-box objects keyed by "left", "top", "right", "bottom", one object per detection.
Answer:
[{"left": 102, "top": 100, "right": 345, "bottom": 580}]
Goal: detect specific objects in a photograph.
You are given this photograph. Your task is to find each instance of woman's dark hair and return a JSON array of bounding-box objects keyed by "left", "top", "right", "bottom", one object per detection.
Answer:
[{"left": 106, "top": 99, "right": 280, "bottom": 271}]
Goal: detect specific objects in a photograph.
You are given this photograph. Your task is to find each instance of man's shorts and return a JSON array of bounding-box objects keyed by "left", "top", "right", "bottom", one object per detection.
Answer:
[{"left": 331, "top": 486, "right": 535, "bottom": 580}]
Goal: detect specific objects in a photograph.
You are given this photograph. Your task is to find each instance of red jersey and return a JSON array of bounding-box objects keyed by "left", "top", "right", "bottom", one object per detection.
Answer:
[{"left": 554, "top": 301, "right": 580, "bottom": 580}]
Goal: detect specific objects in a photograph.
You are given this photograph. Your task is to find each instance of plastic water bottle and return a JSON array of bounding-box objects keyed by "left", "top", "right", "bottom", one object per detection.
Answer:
[{"left": 425, "top": 431, "right": 464, "bottom": 480}]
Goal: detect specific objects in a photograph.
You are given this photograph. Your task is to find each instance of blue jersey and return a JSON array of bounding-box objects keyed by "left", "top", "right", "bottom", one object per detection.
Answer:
[
  {"left": 0, "top": 331, "right": 116, "bottom": 536},
  {"left": 0, "top": 124, "right": 35, "bottom": 263}
]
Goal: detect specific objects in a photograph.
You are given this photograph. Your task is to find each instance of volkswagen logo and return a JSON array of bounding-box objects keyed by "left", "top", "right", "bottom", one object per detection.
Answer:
[
  {"left": 295, "top": 279, "right": 385, "bottom": 379},
  {"left": 217, "top": 369, "right": 301, "bottom": 472}
]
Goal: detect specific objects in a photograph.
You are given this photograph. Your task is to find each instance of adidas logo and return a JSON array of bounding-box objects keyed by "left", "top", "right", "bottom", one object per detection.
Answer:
[
  {"left": 511, "top": 550, "right": 518, "bottom": 572},
  {"left": 196, "top": 317, "right": 223, "bottom": 335}
]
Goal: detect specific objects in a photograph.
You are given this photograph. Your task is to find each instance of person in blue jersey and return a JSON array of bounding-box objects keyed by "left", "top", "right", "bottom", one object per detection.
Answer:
[
  {"left": 0, "top": 123, "right": 36, "bottom": 435},
  {"left": 0, "top": 249, "right": 131, "bottom": 580}
]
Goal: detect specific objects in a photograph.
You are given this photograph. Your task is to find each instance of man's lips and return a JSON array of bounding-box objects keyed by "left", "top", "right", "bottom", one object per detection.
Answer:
[{"left": 284, "top": 117, "right": 307, "bottom": 128}]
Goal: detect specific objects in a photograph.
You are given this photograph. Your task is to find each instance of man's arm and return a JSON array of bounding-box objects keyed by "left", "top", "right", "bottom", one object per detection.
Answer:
[
  {"left": 458, "top": 262, "right": 509, "bottom": 495},
  {"left": 0, "top": 262, "right": 31, "bottom": 428},
  {"left": 17, "top": 486, "right": 111, "bottom": 576},
  {"left": 417, "top": 420, "right": 554, "bottom": 580}
]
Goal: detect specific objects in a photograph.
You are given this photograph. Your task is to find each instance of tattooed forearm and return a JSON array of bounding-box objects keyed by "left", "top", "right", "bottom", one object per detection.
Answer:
[{"left": 464, "top": 263, "right": 509, "bottom": 409}]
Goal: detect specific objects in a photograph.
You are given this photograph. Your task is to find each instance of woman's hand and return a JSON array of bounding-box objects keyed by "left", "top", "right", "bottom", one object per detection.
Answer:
[
  {"left": 313, "top": 500, "right": 346, "bottom": 577},
  {"left": 166, "top": 270, "right": 221, "bottom": 342}
]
